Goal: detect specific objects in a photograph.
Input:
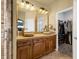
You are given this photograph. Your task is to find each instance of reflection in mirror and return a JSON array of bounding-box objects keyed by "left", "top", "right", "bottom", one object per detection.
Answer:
[
  {"left": 24, "top": 11, "right": 36, "bottom": 32},
  {"left": 17, "top": 18, "right": 24, "bottom": 31},
  {"left": 37, "top": 15, "right": 44, "bottom": 32},
  {"left": 17, "top": 18, "right": 24, "bottom": 36},
  {"left": 37, "top": 14, "right": 48, "bottom": 32}
]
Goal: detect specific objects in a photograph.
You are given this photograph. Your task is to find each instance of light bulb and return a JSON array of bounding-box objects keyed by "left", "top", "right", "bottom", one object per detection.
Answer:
[
  {"left": 45, "top": 11, "right": 48, "bottom": 14},
  {"left": 42, "top": 10, "right": 45, "bottom": 14},
  {"left": 39, "top": 9, "right": 42, "bottom": 12},
  {"left": 30, "top": 6, "right": 35, "bottom": 11},
  {"left": 25, "top": 4, "right": 31, "bottom": 9}
]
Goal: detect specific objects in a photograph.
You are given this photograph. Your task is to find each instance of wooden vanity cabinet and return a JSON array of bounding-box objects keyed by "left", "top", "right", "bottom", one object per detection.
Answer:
[
  {"left": 17, "top": 39, "right": 32, "bottom": 59},
  {"left": 32, "top": 35, "right": 56, "bottom": 59},
  {"left": 17, "top": 35, "right": 56, "bottom": 59},
  {"left": 32, "top": 38, "right": 45, "bottom": 59}
]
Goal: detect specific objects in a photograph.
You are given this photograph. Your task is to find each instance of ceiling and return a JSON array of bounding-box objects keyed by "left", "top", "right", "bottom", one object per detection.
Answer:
[
  {"left": 32, "top": 0, "right": 55, "bottom": 6},
  {"left": 17, "top": 0, "right": 56, "bottom": 11},
  {"left": 31, "top": 0, "right": 55, "bottom": 9}
]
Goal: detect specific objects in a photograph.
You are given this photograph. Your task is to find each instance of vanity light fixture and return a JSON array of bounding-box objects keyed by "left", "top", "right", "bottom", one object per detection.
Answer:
[
  {"left": 39, "top": 8, "right": 48, "bottom": 14},
  {"left": 25, "top": 1, "right": 31, "bottom": 9},
  {"left": 19, "top": 0, "right": 48, "bottom": 14}
]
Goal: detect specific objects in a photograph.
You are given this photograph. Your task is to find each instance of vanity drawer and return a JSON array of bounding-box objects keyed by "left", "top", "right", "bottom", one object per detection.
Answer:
[
  {"left": 17, "top": 39, "right": 32, "bottom": 47},
  {"left": 33, "top": 38, "right": 44, "bottom": 44}
]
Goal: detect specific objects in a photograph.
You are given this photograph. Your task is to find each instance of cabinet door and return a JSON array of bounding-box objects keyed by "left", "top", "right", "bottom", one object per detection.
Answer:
[
  {"left": 33, "top": 39, "right": 45, "bottom": 59},
  {"left": 49, "top": 39, "right": 53, "bottom": 52},
  {"left": 52, "top": 35, "right": 56, "bottom": 49},
  {"left": 17, "top": 46, "right": 32, "bottom": 59},
  {"left": 45, "top": 38, "right": 53, "bottom": 53},
  {"left": 45, "top": 36, "right": 56, "bottom": 53},
  {"left": 45, "top": 38, "right": 50, "bottom": 53}
]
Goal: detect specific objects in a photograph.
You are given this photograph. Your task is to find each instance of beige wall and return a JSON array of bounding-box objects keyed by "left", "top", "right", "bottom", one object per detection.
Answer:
[
  {"left": 13, "top": 0, "right": 17, "bottom": 59},
  {"left": 49, "top": 0, "right": 73, "bottom": 29}
]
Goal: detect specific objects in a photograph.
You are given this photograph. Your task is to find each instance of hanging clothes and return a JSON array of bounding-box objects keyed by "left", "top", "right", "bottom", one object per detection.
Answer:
[
  {"left": 67, "top": 20, "right": 72, "bottom": 32},
  {"left": 58, "top": 20, "right": 72, "bottom": 45},
  {"left": 58, "top": 21, "right": 65, "bottom": 34},
  {"left": 67, "top": 20, "right": 72, "bottom": 45},
  {"left": 64, "top": 21, "right": 68, "bottom": 34},
  {"left": 64, "top": 21, "right": 70, "bottom": 44},
  {"left": 58, "top": 20, "right": 65, "bottom": 45}
]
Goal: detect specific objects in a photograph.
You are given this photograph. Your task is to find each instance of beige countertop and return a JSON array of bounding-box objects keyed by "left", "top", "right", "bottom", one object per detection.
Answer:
[{"left": 16, "top": 33, "right": 56, "bottom": 40}]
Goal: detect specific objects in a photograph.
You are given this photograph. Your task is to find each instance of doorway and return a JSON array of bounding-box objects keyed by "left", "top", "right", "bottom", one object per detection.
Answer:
[{"left": 56, "top": 7, "right": 73, "bottom": 56}]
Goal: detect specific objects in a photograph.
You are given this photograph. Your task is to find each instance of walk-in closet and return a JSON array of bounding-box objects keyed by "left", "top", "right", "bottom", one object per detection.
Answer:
[{"left": 57, "top": 8, "right": 73, "bottom": 56}]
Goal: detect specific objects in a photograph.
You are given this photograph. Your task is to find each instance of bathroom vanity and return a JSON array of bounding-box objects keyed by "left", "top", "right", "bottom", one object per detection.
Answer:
[
  {"left": 17, "top": 34, "right": 56, "bottom": 59},
  {"left": 16, "top": 2, "right": 56, "bottom": 59}
]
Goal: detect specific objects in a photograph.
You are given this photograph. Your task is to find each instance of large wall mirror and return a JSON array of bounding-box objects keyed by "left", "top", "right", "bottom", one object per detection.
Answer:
[{"left": 17, "top": 1, "right": 49, "bottom": 34}]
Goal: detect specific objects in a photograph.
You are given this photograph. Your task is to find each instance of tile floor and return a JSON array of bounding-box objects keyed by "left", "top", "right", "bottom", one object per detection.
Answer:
[
  {"left": 39, "top": 51, "right": 72, "bottom": 59},
  {"left": 59, "top": 43, "right": 72, "bottom": 56}
]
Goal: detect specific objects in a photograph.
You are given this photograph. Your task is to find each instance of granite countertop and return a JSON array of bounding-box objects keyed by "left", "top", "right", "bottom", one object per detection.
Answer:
[{"left": 16, "top": 32, "right": 56, "bottom": 40}]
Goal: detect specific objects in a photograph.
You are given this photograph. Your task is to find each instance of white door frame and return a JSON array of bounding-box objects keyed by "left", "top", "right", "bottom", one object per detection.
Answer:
[
  {"left": 73, "top": 0, "right": 77, "bottom": 59},
  {"left": 56, "top": 7, "right": 73, "bottom": 51}
]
